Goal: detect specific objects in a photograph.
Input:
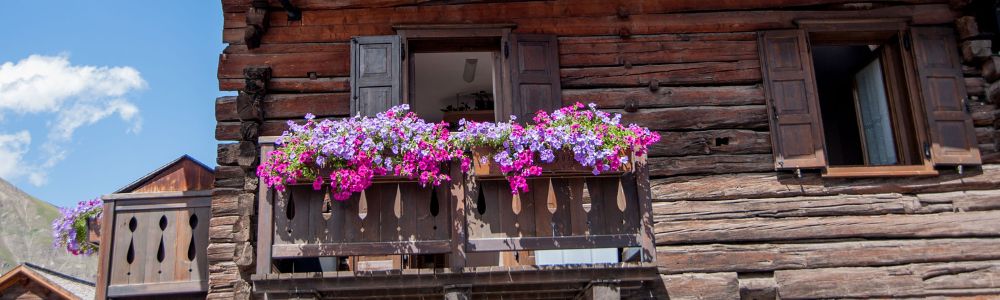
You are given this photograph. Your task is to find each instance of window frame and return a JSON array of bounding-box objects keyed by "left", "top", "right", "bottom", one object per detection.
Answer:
[
  {"left": 394, "top": 24, "right": 515, "bottom": 123},
  {"left": 795, "top": 19, "right": 939, "bottom": 177}
]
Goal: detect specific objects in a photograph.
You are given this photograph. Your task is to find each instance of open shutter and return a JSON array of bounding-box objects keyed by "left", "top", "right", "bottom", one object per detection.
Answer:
[
  {"left": 508, "top": 34, "right": 562, "bottom": 122},
  {"left": 910, "top": 27, "right": 982, "bottom": 166},
  {"left": 758, "top": 30, "right": 827, "bottom": 170},
  {"left": 350, "top": 35, "right": 402, "bottom": 117}
]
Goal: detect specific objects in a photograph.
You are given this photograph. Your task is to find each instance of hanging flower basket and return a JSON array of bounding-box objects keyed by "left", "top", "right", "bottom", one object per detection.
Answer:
[{"left": 52, "top": 198, "right": 103, "bottom": 256}]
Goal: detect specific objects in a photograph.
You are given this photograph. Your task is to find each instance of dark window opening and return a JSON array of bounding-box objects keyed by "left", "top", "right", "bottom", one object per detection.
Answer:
[
  {"left": 811, "top": 34, "right": 921, "bottom": 166},
  {"left": 409, "top": 37, "right": 500, "bottom": 129}
]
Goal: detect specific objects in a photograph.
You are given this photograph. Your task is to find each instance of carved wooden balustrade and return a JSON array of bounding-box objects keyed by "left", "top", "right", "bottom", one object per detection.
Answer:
[
  {"left": 254, "top": 138, "right": 658, "bottom": 298},
  {"left": 97, "top": 191, "right": 211, "bottom": 298}
]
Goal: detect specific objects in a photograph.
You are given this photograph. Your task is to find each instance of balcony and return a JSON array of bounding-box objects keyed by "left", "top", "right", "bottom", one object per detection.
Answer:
[{"left": 253, "top": 138, "right": 659, "bottom": 299}]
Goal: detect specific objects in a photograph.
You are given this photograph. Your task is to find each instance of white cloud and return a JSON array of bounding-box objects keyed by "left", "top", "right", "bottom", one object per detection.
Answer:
[{"left": 0, "top": 54, "right": 146, "bottom": 186}]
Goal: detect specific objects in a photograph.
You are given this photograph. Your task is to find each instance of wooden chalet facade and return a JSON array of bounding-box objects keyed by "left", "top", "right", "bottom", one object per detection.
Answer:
[{"left": 206, "top": 0, "right": 1000, "bottom": 299}]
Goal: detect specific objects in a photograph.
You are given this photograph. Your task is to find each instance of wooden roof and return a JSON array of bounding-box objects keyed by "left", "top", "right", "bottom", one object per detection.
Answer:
[
  {"left": 0, "top": 263, "right": 95, "bottom": 300},
  {"left": 114, "top": 155, "right": 214, "bottom": 194}
]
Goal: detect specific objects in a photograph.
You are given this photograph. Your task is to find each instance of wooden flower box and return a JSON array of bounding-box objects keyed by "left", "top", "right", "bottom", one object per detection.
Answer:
[
  {"left": 470, "top": 148, "right": 632, "bottom": 179},
  {"left": 86, "top": 216, "right": 101, "bottom": 245}
]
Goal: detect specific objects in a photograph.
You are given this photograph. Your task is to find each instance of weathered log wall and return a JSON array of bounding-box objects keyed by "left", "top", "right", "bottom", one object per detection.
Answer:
[{"left": 213, "top": 0, "right": 1000, "bottom": 298}]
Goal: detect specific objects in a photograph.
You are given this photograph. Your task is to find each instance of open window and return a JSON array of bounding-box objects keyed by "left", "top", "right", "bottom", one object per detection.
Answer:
[
  {"left": 759, "top": 22, "right": 981, "bottom": 177},
  {"left": 350, "top": 26, "right": 563, "bottom": 127}
]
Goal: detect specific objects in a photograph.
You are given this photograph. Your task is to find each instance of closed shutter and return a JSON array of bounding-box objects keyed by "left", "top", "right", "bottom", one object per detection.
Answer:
[
  {"left": 507, "top": 34, "right": 562, "bottom": 122},
  {"left": 910, "top": 27, "right": 982, "bottom": 166},
  {"left": 350, "top": 35, "right": 402, "bottom": 117},
  {"left": 758, "top": 30, "right": 827, "bottom": 170}
]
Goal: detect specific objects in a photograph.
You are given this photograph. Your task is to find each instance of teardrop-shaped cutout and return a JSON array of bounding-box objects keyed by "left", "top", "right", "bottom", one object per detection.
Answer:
[
  {"left": 189, "top": 214, "right": 199, "bottom": 229},
  {"left": 187, "top": 235, "right": 196, "bottom": 261},
  {"left": 159, "top": 215, "right": 168, "bottom": 231},
  {"left": 429, "top": 188, "right": 440, "bottom": 217},
  {"left": 128, "top": 216, "right": 137, "bottom": 232},
  {"left": 358, "top": 191, "right": 368, "bottom": 220},
  {"left": 126, "top": 240, "right": 135, "bottom": 264},
  {"left": 581, "top": 181, "right": 592, "bottom": 213},
  {"left": 476, "top": 185, "right": 487, "bottom": 215},
  {"left": 286, "top": 192, "right": 296, "bottom": 220},
  {"left": 157, "top": 236, "right": 166, "bottom": 263}
]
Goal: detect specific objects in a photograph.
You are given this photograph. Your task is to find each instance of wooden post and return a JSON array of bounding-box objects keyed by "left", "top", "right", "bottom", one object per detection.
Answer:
[
  {"left": 443, "top": 284, "right": 471, "bottom": 300},
  {"left": 585, "top": 280, "right": 621, "bottom": 300},
  {"left": 94, "top": 200, "right": 116, "bottom": 300},
  {"left": 448, "top": 162, "right": 467, "bottom": 269},
  {"left": 634, "top": 154, "right": 656, "bottom": 262},
  {"left": 255, "top": 140, "right": 276, "bottom": 276}
]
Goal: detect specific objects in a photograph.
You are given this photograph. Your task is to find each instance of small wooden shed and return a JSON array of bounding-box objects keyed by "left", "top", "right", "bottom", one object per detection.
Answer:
[{"left": 94, "top": 155, "right": 213, "bottom": 299}]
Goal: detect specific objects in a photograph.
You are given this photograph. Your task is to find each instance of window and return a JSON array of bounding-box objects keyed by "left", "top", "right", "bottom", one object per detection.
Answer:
[
  {"left": 759, "top": 23, "right": 981, "bottom": 177},
  {"left": 349, "top": 26, "right": 562, "bottom": 127}
]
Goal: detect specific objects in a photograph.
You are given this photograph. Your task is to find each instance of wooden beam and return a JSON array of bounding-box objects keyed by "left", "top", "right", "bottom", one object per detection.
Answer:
[
  {"left": 774, "top": 260, "right": 1000, "bottom": 299},
  {"left": 657, "top": 238, "right": 1000, "bottom": 274},
  {"left": 271, "top": 240, "right": 452, "bottom": 258},
  {"left": 654, "top": 210, "right": 1000, "bottom": 245},
  {"left": 466, "top": 234, "right": 639, "bottom": 252},
  {"left": 660, "top": 272, "right": 739, "bottom": 300},
  {"left": 565, "top": 85, "right": 766, "bottom": 110}
]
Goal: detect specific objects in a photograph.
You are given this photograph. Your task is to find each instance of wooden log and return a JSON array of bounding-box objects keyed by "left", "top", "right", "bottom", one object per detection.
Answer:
[
  {"left": 219, "top": 77, "right": 350, "bottom": 92},
  {"left": 971, "top": 103, "right": 996, "bottom": 126},
  {"left": 561, "top": 60, "right": 761, "bottom": 88},
  {"left": 966, "top": 76, "right": 987, "bottom": 96},
  {"left": 222, "top": 4, "right": 955, "bottom": 44},
  {"left": 658, "top": 238, "right": 1000, "bottom": 275},
  {"left": 916, "top": 190, "right": 1000, "bottom": 212},
  {"left": 619, "top": 106, "right": 769, "bottom": 131},
  {"left": 660, "top": 272, "right": 738, "bottom": 300},
  {"left": 963, "top": 64, "right": 981, "bottom": 77},
  {"left": 223, "top": 0, "right": 949, "bottom": 14},
  {"left": 976, "top": 126, "right": 995, "bottom": 145},
  {"left": 558, "top": 37, "right": 757, "bottom": 67},
  {"left": 774, "top": 260, "right": 1000, "bottom": 299},
  {"left": 223, "top": 42, "right": 348, "bottom": 54},
  {"left": 987, "top": 80, "right": 1000, "bottom": 104},
  {"left": 219, "top": 51, "right": 350, "bottom": 79},
  {"left": 653, "top": 193, "right": 920, "bottom": 222},
  {"left": 564, "top": 85, "right": 765, "bottom": 109},
  {"left": 955, "top": 16, "right": 980, "bottom": 40},
  {"left": 217, "top": 93, "right": 351, "bottom": 121},
  {"left": 654, "top": 210, "right": 1000, "bottom": 245},
  {"left": 648, "top": 154, "right": 773, "bottom": 177},
  {"left": 982, "top": 56, "right": 1000, "bottom": 83},
  {"left": 650, "top": 164, "right": 1000, "bottom": 201},
  {"left": 649, "top": 130, "right": 771, "bottom": 157},
  {"left": 962, "top": 40, "right": 992, "bottom": 63}
]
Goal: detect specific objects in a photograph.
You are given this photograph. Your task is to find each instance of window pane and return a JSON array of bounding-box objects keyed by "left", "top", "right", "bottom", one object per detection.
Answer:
[{"left": 854, "top": 58, "right": 898, "bottom": 166}]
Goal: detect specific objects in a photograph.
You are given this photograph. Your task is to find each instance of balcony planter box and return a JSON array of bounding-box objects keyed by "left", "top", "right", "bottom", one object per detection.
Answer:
[
  {"left": 470, "top": 147, "right": 632, "bottom": 178},
  {"left": 86, "top": 216, "right": 101, "bottom": 245}
]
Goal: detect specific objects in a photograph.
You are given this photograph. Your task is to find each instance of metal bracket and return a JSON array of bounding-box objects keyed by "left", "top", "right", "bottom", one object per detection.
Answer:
[
  {"left": 958, "top": 165, "right": 964, "bottom": 175},
  {"left": 795, "top": 168, "right": 802, "bottom": 178},
  {"left": 503, "top": 42, "right": 510, "bottom": 58}
]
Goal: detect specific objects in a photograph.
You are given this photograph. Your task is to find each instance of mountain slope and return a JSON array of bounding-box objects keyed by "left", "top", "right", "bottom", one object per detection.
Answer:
[{"left": 0, "top": 177, "right": 96, "bottom": 280}]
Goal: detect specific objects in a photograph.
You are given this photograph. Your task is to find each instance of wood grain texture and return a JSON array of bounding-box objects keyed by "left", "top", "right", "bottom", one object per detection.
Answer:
[
  {"left": 774, "top": 260, "right": 1000, "bottom": 299},
  {"left": 657, "top": 238, "right": 1000, "bottom": 274},
  {"left": 651, "top": 164, "right": 1000, "bottom": 201},
  {"left": 654, "top": 210, "right": 1000, "bottom": 245},
  {"left": 565, "top": 85, "right": 765, "bottom": 109},
  {"left": 660, "top": 272, "right": 739, "bottom": 300}
]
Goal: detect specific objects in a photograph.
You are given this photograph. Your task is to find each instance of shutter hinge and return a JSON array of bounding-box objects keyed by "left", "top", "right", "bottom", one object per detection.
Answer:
[
  {"left": 923, "top": 142, "right": 932, "bottom": 159},
  {"left": 902, "top": 32, "right": 912, "bottom": 50},
  {"left": 770, "top": 105, "right": 779, "bottom": 120},
  {"left": 503, "top": 41, "right": 510, "bottom": 58},
  {"left": 963, "top": 97, "right": 972, "bottom": 114},
  {"left": 401, "top": 43, "right": 406, "bottom": 61}
]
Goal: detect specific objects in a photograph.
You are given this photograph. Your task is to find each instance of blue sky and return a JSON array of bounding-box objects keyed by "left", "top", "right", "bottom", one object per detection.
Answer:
[{"left": 0, "top": 1, "right": 228, "bottom": 207}]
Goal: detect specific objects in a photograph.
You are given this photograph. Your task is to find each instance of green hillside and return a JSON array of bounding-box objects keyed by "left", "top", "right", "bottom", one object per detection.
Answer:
[{"left": 0, "top": 178, "right": 96, "bottom": 280}]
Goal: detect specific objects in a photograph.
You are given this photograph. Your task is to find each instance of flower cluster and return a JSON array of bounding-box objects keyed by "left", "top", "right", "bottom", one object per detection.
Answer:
[
  {"left": 453, "top": 102, "right": 660, "bottom": 193},
  {"left": 257, "top": 105, "right": 466, "bottom": 200},
  {"left": 52, "top": 198, "right": 102, "bottom": 256}
]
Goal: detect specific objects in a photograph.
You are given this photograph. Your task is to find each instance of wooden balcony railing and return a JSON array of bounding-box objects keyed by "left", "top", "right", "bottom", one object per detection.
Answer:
[
  {"left": 97, "top": 191, "right": 211, "bottom": 298},
  {"left": 256, "top": 138, "right": 654, "bottom": 275}
]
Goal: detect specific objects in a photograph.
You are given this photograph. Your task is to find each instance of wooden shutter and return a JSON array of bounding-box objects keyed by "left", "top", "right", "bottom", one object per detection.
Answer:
[
  {"left": 350, "top": 35, "right": 402, "bottom": 117},
  {"left": 910, "top": 27, "right": 982, "bottom": 166},
  {"left": 507, "top": 34, "right": 562, "bottom": 122},
  {"left": 758, "top": 30, "right": 827, "bottom": 170}
]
